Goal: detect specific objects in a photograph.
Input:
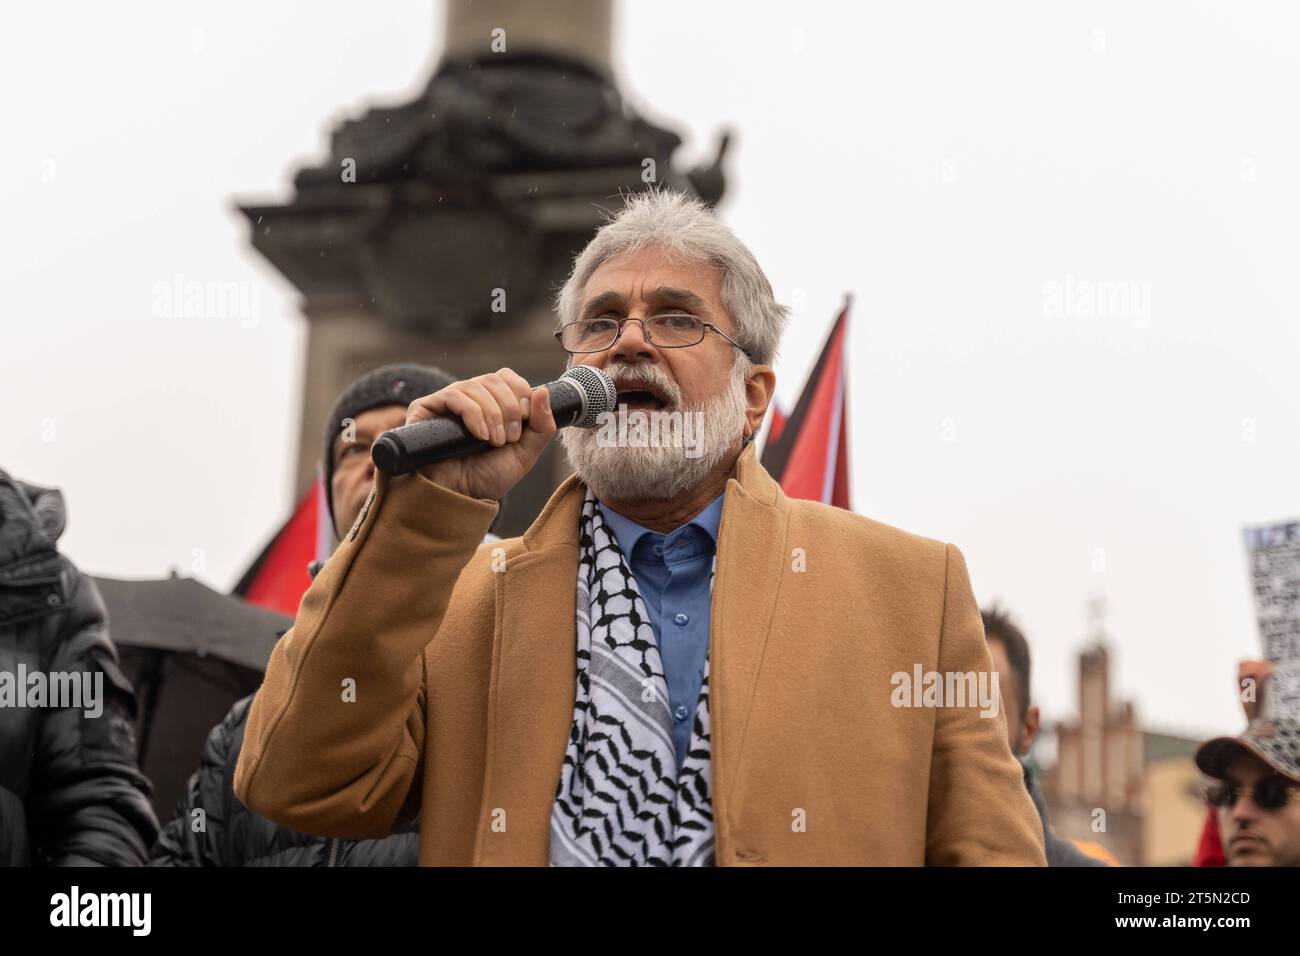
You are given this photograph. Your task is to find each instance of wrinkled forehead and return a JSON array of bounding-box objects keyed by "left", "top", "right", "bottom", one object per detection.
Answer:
[
  {"left": 579, "top": 285, "right": 712, "bottom": 320},
  {"left": 579, "top": 250, "right": 729, "bottom": 322}
]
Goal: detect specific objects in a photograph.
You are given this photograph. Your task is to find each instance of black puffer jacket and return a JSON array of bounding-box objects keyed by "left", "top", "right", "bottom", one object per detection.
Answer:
[
  {"left": 0, "top": 471, "right": 159, "bottom": 866},
  {"left": 149, "top": 694, "right": 419, "bottom": 866}
]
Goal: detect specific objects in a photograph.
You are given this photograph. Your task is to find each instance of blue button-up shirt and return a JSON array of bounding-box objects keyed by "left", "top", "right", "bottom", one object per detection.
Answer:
[{"left": 597, "top": 496, "right": 723, "bottom": 770}]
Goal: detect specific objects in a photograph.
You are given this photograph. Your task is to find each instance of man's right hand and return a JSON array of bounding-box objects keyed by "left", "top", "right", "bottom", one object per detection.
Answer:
[{"left": 405, "top": 368, "right": 557, "bottom": 502}]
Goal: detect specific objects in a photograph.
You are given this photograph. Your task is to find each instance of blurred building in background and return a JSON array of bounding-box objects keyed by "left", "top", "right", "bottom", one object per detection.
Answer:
[
  {"left": 238, "top": 0, "right": 728, "bottom": 535},
  {"left": 1045, "top": 603, "right": 1206, "bottom": 865}
]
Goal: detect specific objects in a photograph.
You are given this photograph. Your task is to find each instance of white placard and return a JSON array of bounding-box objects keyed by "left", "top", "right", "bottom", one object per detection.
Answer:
[
  {"left": 1267, "top": 661, "right": 1300, "bottom": 723},
  {"left": 1244, "top": 519, "right": 1300, "bottom": 721}
]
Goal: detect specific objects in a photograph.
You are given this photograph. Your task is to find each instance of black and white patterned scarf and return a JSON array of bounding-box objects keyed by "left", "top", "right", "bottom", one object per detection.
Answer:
[{"left": 548, "top": 491, "right": 715, "bottom": 866}]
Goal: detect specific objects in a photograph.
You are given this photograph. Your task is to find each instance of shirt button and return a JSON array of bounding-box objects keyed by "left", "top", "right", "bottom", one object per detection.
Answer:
[
  {"left": 674, "top": 613, "right": 689, "bottom": 626},
  {"left": 674, "top": 705, "right": 689, "bottom": 721}
]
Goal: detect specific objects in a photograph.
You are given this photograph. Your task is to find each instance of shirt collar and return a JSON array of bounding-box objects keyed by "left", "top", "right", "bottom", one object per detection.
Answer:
[{"left": 597, "top": 495, "right": 724, "bottom": 558}]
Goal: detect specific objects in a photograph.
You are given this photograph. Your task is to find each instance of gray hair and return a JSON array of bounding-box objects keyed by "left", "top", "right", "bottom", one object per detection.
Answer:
[{"left": 555, "top": 189, "right": 789, "bottom": 367}]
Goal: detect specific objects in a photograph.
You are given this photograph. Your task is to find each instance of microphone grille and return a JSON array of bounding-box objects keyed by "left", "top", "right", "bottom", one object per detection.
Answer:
[{"left": 561, "top": 365, "right": 618, "bottom": 428}]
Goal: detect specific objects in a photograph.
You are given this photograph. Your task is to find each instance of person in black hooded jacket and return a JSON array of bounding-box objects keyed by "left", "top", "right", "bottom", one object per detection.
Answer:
[
  {"left": 150, "top": 363, "right": 458, "bottom": 866},
  {"left": 0, "top": 469, "right": 159, "bottom": 866}
]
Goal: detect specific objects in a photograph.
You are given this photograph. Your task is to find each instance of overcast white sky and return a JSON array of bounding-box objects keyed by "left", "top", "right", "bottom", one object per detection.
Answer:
[{"left": 3, "top": 1, "right": 1297, "bottom": 742}]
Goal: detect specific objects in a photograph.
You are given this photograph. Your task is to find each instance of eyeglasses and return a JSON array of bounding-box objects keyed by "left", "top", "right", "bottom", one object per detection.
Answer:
[
  {"left": 1206, "top": 776, "right": 1300, "bottom": 811},
  {"left": 555, "top": 314, "right": 755, "bottom": 361}
]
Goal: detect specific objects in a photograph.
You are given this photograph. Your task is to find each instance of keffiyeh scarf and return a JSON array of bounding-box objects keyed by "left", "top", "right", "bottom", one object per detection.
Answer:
[{"left": 548, "top": 491, "right": 715, "bottom": 866}]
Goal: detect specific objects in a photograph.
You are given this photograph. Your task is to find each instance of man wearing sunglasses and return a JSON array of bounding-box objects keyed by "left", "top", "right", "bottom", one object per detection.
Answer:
[
  {"left": 1196, "top": 688, "right": 1300, "bottom": 867},
  {"left": 236, "top": 188, "right": 1046, "bottom": 866}
]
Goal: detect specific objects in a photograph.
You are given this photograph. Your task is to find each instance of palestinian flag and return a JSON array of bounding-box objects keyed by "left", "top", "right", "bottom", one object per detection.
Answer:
[
  {"left": 761, "top": 298, "right": 851, "bottom": 510},
  {"left": 232, "top": 475, "right": 331, "bottom": 616}
]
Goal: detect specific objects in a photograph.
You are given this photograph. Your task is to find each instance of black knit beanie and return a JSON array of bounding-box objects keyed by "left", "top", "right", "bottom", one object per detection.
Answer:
[{"left": 323, "top": 363, "right": 457, "bottom": 535}]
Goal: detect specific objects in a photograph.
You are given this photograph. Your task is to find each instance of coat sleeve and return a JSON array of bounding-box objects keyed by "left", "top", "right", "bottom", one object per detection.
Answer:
[
  {"left": 233, "top": 470, "right": 498, "bottom": 840},
  {"left": 29, "top": 568, "right": 160, "bottom": 866},
  {"left": 924, "top": 544, "right": 1047, "bottom": 866}
]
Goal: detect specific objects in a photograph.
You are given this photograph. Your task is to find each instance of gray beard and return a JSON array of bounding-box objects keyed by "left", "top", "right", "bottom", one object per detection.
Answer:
[{"left": 560, "top": 362, "right": 749, "bottom": 502}]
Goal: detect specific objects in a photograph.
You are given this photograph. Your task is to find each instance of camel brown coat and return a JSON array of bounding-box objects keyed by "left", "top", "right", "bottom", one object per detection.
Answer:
[{"left": 235, "top": 446, "right": 1046, "bottom": 866}]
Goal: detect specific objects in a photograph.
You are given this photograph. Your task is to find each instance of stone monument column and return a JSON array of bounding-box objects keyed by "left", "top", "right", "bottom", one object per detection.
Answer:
[{"left": 444, "top": 0, "right": 613, "bottom": 67}]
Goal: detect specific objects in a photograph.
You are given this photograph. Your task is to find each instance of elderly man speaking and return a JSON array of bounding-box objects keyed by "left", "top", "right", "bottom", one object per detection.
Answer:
[{"left": 235, "top": 191, "right": 1045, "bottom": 867}]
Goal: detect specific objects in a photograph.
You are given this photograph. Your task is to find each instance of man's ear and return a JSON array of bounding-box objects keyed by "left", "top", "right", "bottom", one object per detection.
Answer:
[
  {"left": 1023, "top": 705, "right": 1041, "bottom": 753},
  {"left": 744, "top": 365, "right": 776, "bottom": 439}
]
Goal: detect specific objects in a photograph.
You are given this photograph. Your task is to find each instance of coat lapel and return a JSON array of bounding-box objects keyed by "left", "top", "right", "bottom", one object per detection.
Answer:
[
  {"left": 474, "top": 476, "right": 582, "bottom": 866},
  {"left": 709, "top": 446, "right": 789, "bottom": 863}
]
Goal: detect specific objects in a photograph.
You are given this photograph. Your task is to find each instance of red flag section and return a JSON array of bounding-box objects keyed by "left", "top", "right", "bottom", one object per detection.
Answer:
[
  {"left": 767, "top": 404, "right": 788, "bottom": 446},
  {"left": 761, "top": 299, "right": 851, "bottom": 510},
  {"left": 233, "top": 478, "right": 324, "bottom": 616},
  {"left": 1193, "top": 807, "right": 1226, "bottom": 867}
]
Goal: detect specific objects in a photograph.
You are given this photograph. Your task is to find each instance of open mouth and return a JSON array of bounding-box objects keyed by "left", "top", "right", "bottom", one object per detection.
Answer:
[{"left": 615, "top": 383, "right": 670, "bottom": 411}]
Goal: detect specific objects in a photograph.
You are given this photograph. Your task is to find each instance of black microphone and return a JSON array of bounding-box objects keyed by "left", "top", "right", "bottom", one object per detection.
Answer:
[{"left": 370, "top": 365, "right": 618, "bottom": 476}]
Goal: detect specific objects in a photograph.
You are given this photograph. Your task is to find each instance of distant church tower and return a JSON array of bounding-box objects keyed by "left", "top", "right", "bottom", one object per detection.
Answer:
[{"left": 239, "top": 0, "right": 727, "bottom": 534}]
